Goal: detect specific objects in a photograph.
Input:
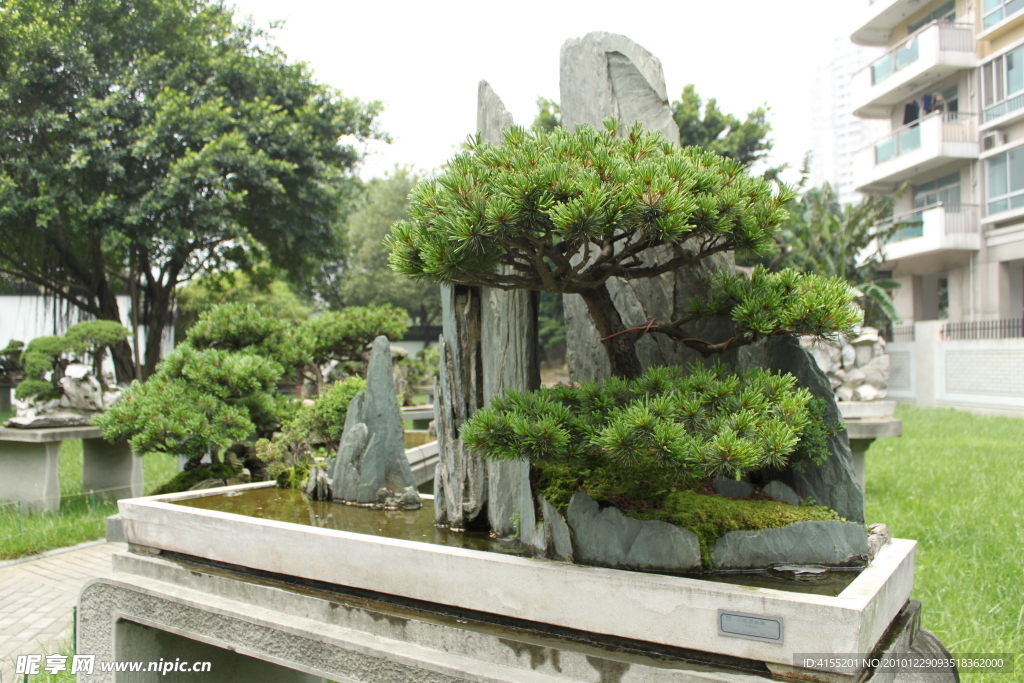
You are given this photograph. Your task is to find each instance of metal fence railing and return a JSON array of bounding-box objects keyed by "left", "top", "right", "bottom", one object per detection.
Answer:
[
  {"left": 941, "top": 319, "right": 1024, "bottom": 340},
  {"left": 884, "top": 324, "right": 916, "bottom": 343}
]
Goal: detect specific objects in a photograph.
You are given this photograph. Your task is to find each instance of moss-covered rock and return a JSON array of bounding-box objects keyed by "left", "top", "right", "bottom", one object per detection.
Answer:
[{"left": 533, "top": 455, "right": 841, "bottom": 567}]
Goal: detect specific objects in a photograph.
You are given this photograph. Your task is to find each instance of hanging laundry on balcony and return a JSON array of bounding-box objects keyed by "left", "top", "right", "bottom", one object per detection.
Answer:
[{"left": 904, "top": 100, "right": 920, "bottom": 124}]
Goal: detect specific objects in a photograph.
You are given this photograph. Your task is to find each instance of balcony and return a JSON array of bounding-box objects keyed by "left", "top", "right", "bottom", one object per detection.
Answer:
[
  {"left": 852, "top": 0, "right": 944, "bottom": 46},
  {"left": 852, "top": 22, "right": 975, "bottom": 119},
  {"left": 877, "top": 204, "right": 981, "bottom": 267},
  {"left": 854, "top": 112, "right": 977, "bottom": 193}
]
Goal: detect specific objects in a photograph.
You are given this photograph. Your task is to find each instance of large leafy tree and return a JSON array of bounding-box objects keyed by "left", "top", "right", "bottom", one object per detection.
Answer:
[
  {"left": 338, "top": 168, "right": 441, "bottom": 338},
  {"left": 670, "top": 84, "right": 773, "bottom": 170},
  {"left": 0, "top": 0, "right": 385, "bottom": 381}
]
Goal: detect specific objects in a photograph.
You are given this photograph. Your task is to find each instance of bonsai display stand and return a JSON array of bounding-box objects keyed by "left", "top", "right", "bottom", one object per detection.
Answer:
[
  {"left": 839, "top": 402, "right": 902, "bottom": 491},
  {"left": 83, "top": 482, "right": 957, "bottom": 682},
  {"left": 0, "top": 426, "right": 142, "bottom": 513}
]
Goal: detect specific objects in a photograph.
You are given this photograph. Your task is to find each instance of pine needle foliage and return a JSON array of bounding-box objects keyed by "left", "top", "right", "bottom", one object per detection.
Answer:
[
  {"left": 96, "top": 303, "right": 294, "bottom": 460},
  {"left": 461, "top": 362, "right": 820, "bottom": 482},
  {"left": 97, "top": 302, "right": 404, "bottom": 461},
  {"left": 388, "top": 120, "right": 790, "bottom": 293},
  {"left": 386, "top": 120, "right": 860, "bottom": 376},
  {"left": 15, "top": 321, "right": 130, "bottom": 400}
]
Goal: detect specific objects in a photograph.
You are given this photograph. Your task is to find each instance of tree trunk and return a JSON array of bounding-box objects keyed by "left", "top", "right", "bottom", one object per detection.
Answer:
[
  {"left": 142, "top": 282, "right": 175, "bottom": 380},
  {"left": 95, "top": 290, "right": 136, "bottom": 384},
  {"left": 577, "top": 283, "right": 643, "bottom": 379}
]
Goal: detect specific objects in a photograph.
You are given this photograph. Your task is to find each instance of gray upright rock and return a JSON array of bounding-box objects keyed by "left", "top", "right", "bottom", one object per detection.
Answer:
[
  {"left": 433, "top": 286, "right": 488, "bottom": 528},
  {"left": 331, "top": 336, "right": 419, "bottom": 507},
  {"left": 739, "top": 335, "right": 865, "bottom": 523},
  {"left": 558, "top": 32, "right": 736, "bottom": 382},
  {"left": 560, "top": 32, "right": 679, "bottom": 144},
  {"left": 474, "top": 82, "right": 541, "bottom": 535}
]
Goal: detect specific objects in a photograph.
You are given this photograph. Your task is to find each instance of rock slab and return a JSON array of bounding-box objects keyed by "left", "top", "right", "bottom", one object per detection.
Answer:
[
  {"left": 762, "top": 480, "right": 801, "bottom": 506},
  {"left": 739, "top": 334, "right": 865, "bottom": 523},
  {"left": 566, "top": 492, "right": 700, "bottom": 572},
  {"left": 710, "top": 520, "right": 869, "bottom": 570}
]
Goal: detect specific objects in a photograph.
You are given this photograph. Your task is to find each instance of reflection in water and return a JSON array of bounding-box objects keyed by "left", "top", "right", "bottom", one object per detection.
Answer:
[{"left": 173, "top": 487, "right": 859, "bottom": 596}]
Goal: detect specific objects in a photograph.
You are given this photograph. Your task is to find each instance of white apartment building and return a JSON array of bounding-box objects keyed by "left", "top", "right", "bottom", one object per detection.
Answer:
[{"left": 851, "top": 0, "right": 1024, "bottom": 326}]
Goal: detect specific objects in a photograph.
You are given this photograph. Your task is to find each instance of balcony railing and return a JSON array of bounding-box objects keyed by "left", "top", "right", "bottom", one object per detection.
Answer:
[
  {"left": 867, "top": 21, "right": 974, "bottom": 86},
  {"left": 878, "top": 204, "right": 980, "bottom": 242},
  {"left": 942, "top": 319, "right": 1024, "bottom": 339},
  {"left": 871, "top": 112, "right": 976, "bottom": 165},
  {"left": 883, "top": 324, "right": 915, "bottom": 343},
  {"left": 984, "top": 91, "right": 1024, "bottom": 123}
]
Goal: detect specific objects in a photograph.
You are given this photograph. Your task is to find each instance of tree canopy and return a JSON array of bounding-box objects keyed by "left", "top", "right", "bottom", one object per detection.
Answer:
[
  {"left": 338, "top": 168, "right": 441, "bottom": 336},
  {"left": 387, "top": 121, "right": 860, "bottom": 378},
  {"left": 670, "top": 84, "right": 773, "bottom": 170},
  {"left": 0, "top": 0, "right": 386, "bottom": 381}
]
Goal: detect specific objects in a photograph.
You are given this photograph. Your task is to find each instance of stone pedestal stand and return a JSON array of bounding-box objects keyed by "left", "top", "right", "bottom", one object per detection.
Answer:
[
  {"left": 839, "top": 402, "right": 902, "bottom": 491},
  {"left": 80, "top": 547, "right": 954, "bottom": 683},
  {"left": 0, "top": 426, "right": 142, "bottom": 513}
]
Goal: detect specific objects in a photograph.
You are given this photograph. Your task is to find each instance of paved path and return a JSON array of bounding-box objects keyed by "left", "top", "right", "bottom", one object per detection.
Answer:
[{"left": 0, "top": 541, "right": 124, "bottom": 683}]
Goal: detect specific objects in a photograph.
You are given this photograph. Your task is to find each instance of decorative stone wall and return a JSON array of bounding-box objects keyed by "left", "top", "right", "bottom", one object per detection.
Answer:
[{"left": 801, "top": 326, "right": 889, "bottom": 402}]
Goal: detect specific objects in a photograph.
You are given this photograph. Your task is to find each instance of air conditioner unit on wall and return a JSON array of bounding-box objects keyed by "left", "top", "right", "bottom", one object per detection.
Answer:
[{"left": 982, "top": 131, "right": 1006, "bottom": 151}]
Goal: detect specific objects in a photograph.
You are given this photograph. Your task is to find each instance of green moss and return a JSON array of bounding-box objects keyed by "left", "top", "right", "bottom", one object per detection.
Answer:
[
  {"left": 629, "top": 490, "right": 840, "bottom": 566},
  {"left": 533, "top": 456, "right": 840, "bottom": 567},
  {"left": 151, "top": 463, "right": 236, "bottom": 495}
]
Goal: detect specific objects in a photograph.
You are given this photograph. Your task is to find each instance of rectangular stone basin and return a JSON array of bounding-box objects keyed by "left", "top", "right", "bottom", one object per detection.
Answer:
[{"left": 118, "top": 481, "right": 915, "bottom": 676}]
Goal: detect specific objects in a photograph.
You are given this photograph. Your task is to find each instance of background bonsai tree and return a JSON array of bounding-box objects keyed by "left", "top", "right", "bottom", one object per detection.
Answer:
[
  {"left": 97, "top": 301, "right": 409, "bottom": 490},
  {"left": 97, "top": 303, "right": 299, "bottom": 464},
  {"left": 298, "top": 305, "right": 408, "bottom": 394},
  {"left": 0, "top": 340, "right": 25, "bottom": 385},
  {"left": 388, "top": 121, "right": 860, "bottom": 378},
  {"left": 15, "top": 321, "right": 130, "bottom": 402}
]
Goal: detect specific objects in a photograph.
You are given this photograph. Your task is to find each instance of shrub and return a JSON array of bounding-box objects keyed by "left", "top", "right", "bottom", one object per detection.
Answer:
[{"left": 462, "top": 361, "right": 824, "bottom": 482}]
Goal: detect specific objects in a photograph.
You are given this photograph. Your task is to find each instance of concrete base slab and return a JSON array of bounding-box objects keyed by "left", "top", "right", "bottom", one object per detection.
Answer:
[
  {"left": 82, "top": 438, "right": 143, "bottom": 501},
  {"left": 78, "top": 551, "right": 945, "bottom": 683},
  {"left": 0, "top": 440, "right": 61, "bottom": 513},
  {"left": 118, "top": 483, "right": 918, "bottom": 673}
]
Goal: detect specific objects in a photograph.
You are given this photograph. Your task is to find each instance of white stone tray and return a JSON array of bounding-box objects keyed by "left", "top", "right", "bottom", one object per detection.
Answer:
[{"left": 118, "top": 481, "right": 915, "bottom": 675}]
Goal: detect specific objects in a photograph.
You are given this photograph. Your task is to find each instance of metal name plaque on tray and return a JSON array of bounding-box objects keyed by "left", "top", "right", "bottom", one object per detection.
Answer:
[{"left": 718, "top": 610, "right": 784, "bottom": 643}]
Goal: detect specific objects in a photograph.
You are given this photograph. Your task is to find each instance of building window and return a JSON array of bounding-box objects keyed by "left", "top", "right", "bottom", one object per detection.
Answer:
[
  {"left": 987, "top": 146, "right": 1024, "bottom": 214},
  {"left": 983, "top": 0, "right": 1024, "bottom": 30},
  {"left": 915, "top": 171, "right": 962, "bottom": 209},
  {"left": 909, "top": 1, "right": 956, "bottom": 33},
  {"left": 983, "top": 46, "right": 1024, "bottom": 121}
]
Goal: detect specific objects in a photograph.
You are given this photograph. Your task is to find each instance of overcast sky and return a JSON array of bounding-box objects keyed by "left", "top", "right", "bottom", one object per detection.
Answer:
[{"left": 227, "top": 0, "right": 863, "bottom": 186}]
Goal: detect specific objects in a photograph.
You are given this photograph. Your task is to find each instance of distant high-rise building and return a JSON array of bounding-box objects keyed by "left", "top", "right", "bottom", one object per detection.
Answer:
[{"left": 810, "top": 38, "right": 887, "bottom": 206}]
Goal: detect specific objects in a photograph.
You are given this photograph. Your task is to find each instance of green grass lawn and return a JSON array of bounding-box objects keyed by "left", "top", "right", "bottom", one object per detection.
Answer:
[
  {"left": 865, "top": 406, "right": 1024, "bottom": 682},
  {"left": 0, "top": 428, "right": 180, "bottom": 561}
]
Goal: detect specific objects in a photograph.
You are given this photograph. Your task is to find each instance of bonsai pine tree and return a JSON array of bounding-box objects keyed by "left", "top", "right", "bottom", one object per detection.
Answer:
[
  {"left": 298, "top": 305, "right": 408, "bottom": 393},
  {"left": 97, "top": 302, "right": 409, "bottom": 464},
  {"left": 461, "top": 362, "right": 826, "bottom": 484},
  {"left": 387, "top": 121, "right": 860, "bottom": 378},
  {"left": 97, "top": 303, "right": 298, "bottom": 462},
  {"left": 16, "top": 321, "right": 130, "bottom": 401}
]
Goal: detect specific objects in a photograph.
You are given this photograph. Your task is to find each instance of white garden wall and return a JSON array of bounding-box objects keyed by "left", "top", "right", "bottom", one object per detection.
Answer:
[{"left": 885, "top": 321, "right": 1024, "bottom": 418}]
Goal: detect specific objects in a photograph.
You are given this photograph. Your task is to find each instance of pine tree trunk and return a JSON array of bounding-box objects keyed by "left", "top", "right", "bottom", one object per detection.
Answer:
[{"left": 577, "top": 283, "right": 643, "bottom": 379}]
